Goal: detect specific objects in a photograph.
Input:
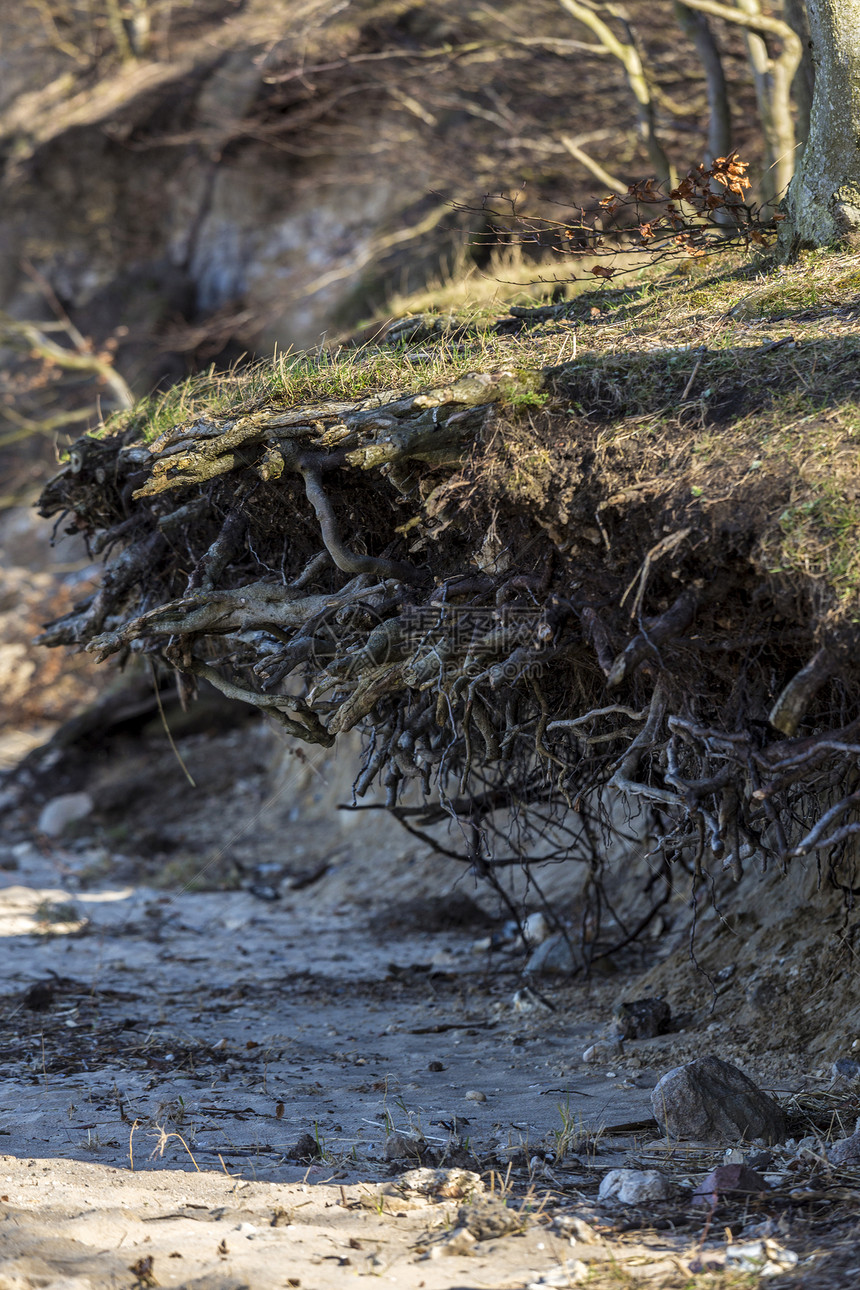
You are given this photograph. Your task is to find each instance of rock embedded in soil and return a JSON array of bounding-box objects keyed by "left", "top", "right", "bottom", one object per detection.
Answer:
[
  {"left": 651, "top": 1055, "right": 787, "bottom": 1145},
  {"left": 598, "top": 1168, "right": 675, "bottom": 1205},
  {"left": 613, "top": 997, "right": 671, "bottom": 1039},
  {"left": 692, "top": 1163, "right": 770, "bottom": 1206}
]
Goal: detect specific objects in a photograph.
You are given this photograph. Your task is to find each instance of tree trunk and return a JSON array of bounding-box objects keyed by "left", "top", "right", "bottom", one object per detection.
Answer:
[
  {"left": 735, "top": 0, "right": 796, "bottom": 207},
  {"left": 784, "top": 0, "right": 815, "bottom": 145},
  {"left": 673, "top": 1, "right": 732, "bottom": 162},
  {"left": 783, "top": 0, "right": 860, "bottom": 250}
]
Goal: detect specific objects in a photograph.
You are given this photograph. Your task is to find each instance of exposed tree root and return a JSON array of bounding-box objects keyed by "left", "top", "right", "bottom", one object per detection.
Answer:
[{"left": 36, "top": 357, "right": 860, "bottom": 921}]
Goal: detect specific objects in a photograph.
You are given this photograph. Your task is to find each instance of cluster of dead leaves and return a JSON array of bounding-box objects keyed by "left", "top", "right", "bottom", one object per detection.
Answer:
[{"left": 584, "top": 154, "right": 780, "bottom": 277}]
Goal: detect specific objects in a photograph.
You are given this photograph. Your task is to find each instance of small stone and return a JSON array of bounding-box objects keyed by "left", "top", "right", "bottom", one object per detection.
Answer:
[
  {"left": 434, "top": 1226, "right": 476, "bottom": 1257},
  {"left": 725, "top": 1240, "right": 798, "bottom": 1275},
  {"left": 512, "top": 986, "right": 553, "bottom": 1013},
  {"left": 651, "top": 1055, "right": 787, "bottom": 1145},
  {"left": 384, "top": 1132, "right": 424, "bottom": 1161},
  {"left": 523, "top": 912, "right": 551, "bottom": 947},
  {"left": 428, "top": 1060, "right": 445, "bottom": 1072},
  {"left": 831, "top": 1057, "right": 860, "bottom": 1085},
  {"left": 598, "top": 1168, "right": 675, "bottom": 1205},
  {"left": 553, "top": 1215, "right": 599, "bottom": 1244},
  {"left": 692, "top": 1163, "right": 770, "bottom": 1206},
  {"left": 828, "top": 1130, "right": 860, "bottom": 1166},
  {"left": 524, "top": 932, "right": 576, "bottom": 976},
  {"left": 582, "top": 1037, "right": 623, "bottom": 1064},
  {"left": 37, "top": 792, "right": 94, "bottom": 837},
  {"left": 464, "top": 1089, "right": 487, "bottom": 1103},
  {"left": 614, "top": 997, "right": 671, "bottom": 1040},
  {"left": 289, "top": 1132, "right": 323, "bottom": 1163}
]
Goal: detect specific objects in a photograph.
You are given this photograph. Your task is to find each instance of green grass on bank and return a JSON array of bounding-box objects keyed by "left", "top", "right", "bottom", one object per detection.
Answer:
[{"left": 98, "top": 246, "right": 860, "bottom": 616}]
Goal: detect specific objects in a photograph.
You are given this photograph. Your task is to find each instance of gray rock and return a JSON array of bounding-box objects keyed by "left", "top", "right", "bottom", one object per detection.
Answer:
[
  {"left": 832, "top": 1057, "right": 860, "bottom": 1085},
  {"left": 598, "top": 1168, "right": 675, "bottom": 1205},
  {"left": 829, "top": 1128, "right": 860, "bottom": 1165},
  {"left": 525, "top": 932, "right": 576, "bottom": 976},
  {"left": 614, "top": 997, "right": 671, "bottom": 1040},
  {"left": 37, "top": 792, "right": 93, "bottom": 837},
  {"left": 582, "top": 1037, "right": 623, "bottom": 1064},
  {"left": 651, "top": 1056, "right": 787, "bottom": 1145}
]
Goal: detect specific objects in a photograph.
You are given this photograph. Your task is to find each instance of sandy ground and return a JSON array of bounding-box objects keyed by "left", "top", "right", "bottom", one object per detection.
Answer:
[
  {"left": 0, "top": 714, "right": 855, "bottom": 1290},
  {"left": 0, "top": 726, "right": 672, "bottom": 1290}
]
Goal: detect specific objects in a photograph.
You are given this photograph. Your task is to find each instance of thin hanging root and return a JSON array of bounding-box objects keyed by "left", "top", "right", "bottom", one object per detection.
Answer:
[{"left": 790, "top": 790, "right": 860, "bottom": 858}]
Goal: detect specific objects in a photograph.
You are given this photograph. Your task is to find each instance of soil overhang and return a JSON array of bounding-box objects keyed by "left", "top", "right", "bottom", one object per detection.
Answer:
[{"left": 35, "top": 257, "right": 860, "bottom": 895}]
